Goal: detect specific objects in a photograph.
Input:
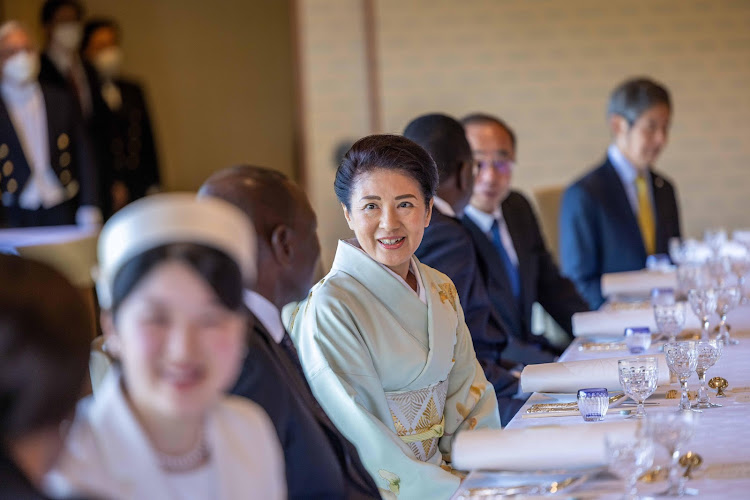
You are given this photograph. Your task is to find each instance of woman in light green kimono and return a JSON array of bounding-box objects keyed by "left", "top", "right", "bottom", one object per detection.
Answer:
[{"left": 288, "top": 134, "right": 501, "bottom": 500}]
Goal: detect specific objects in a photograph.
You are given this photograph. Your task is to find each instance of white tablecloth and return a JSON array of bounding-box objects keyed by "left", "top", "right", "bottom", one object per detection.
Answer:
[{"left": 499, "top": 305, "right": 750, "bottom": 498}]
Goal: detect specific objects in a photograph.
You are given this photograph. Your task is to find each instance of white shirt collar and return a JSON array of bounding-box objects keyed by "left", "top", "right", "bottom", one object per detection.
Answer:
[
  {"left": 464, "top": 203, "right": 504, "bottom": 233},
  {"left": 243, "top": 290, "right": 285, "bottom": 344},
  {"left": 608, "top": 143, "right": 650, "bottom": 184},
  {"left": 47, "top": 46, "right": 76, "bottom": 74},
  {"left": 432, "top": 196, "right": 456, "bottom": 218}
]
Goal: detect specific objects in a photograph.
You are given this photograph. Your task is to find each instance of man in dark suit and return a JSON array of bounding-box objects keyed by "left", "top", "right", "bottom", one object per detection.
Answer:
[
  {"left": 199, "top": 165, "right": 380, "bottom": 499},
  {"left": 559, "top": 77, "right": 681, "bottom": 309},
  {"left": 82, "top": 18, "right": 161, "bottom": 214},
  {"left": 38, "top": 0, "right": 116, "bottom": 217},
  {"left": 461, "top": 113, "right": 589, "bottom": 362},
  {"left": 407, "top": 113, "right": 524, "bottom": 426},
  {"left": 0, "top": 21, "right": 99, "bottom": 228}
]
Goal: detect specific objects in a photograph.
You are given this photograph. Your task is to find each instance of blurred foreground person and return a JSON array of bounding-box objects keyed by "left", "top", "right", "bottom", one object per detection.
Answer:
[
  {"left": 46, "top": 193, "right": 285, "bottom": 499},
  {"left": 200, "top": 165, "right": 380, "bottom": 499},
  {"left": 560, "top": 77, "right": 681, "bottom": 309},
  {"left": 82, "top": 18, "right": 161, "bottom": 214},
  {"left": 289, "top": 135, "right": 501, "bottom": 500},
  {"left": 0, "top": 21, "right": 99, "bottom": 227},
  {"left": 0, "top": 255, "right": 91, "bottom": 499}
]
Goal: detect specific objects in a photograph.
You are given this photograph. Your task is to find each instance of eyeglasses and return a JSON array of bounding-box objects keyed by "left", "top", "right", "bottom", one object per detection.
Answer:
[{"left": 473, "top": 159, "right": 515, "bottom": 175}]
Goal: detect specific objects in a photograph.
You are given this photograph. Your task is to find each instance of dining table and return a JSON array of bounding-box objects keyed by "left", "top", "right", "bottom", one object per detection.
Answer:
[{"left": 452, "top": 273, "right": 750, "bottom": 499}]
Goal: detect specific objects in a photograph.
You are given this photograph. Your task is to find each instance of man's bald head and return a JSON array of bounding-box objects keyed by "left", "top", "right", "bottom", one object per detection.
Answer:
[
  {"left": 199, "top": 165, "right": 320, "bottom": 307},
  {"left": 199, "top": 165, "right": 298, "bottom": 244}
]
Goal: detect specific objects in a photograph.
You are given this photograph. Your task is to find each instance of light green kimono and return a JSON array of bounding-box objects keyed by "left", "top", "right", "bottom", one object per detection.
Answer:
[{"left": 288, "top": 240, "right": 501, "bottom": 500}]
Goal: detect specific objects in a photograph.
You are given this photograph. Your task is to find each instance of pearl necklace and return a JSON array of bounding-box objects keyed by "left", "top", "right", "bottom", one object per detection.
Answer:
[{"left": 156, "top": 435, "right": 211, "bottom": 473}]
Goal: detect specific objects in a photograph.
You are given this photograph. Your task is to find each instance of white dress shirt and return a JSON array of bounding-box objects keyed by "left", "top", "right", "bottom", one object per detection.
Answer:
[
  {"left": 244, "top": 290, "right": 285, "bottom": 344},
  {"left": 464, "top": 203, "right": 519, "bottom": 267},
  {"left": 1, "top": 81, "right": 66, "bottom": 210},
  {"left": 607, "top": 143, "right": 655, "bottom": 218},
  {"left": 432, "top": 195, "right": 456, "bottom": 218}
]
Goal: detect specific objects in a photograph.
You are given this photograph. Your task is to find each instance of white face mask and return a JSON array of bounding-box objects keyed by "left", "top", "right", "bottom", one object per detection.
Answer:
[
  {"left": 52, "top": 22, "right": 83, "bottom": 51},
  {"left": 93, "top": 46, "right": 123, "bottom": 79},
  {"left": 2, "top": 51, "right": 40, "bottom": 86}
]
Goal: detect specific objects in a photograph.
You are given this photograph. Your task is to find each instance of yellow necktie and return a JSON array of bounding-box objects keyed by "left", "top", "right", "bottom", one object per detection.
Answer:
[{"left": 635, "top": 174, "right": 656, "bottom": 255}]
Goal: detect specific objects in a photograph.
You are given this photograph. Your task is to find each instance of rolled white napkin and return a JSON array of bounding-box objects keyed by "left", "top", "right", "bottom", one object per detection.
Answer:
[
  {"left": 520, "top": 354, "right": 670, "bottom": 393},
  {"left": 572, "top": 307, "right": 701, "bottom": 338},
  {"left": 452, "top": 420, "right": 639, "bottom": 471},
  {"left": 601, "top": 269, "right": 676, "bottom": 298}
]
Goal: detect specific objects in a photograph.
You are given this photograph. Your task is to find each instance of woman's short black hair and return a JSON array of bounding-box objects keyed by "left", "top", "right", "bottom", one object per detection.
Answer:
[
  {"left": 334, "top": 134, "right": 438, "bottom": 210},
  {"left": 0, "top": 255, "right": 91, "bottom": 440},
  {"left": 111, "top": 243, "right": 244, "bottom": 319}
]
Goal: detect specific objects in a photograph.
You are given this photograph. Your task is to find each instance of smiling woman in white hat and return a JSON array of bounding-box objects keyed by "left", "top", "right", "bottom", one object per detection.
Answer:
[{"left": 45, "top": 193, "right": 285, "bottom": 499}]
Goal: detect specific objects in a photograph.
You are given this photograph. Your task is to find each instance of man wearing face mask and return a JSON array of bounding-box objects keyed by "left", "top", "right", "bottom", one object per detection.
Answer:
[
  {"left": 81, "top": 18, "right": 161, "bottom": 213},
  {"left": 0, "top": 21, "right": 99, "bottom": 228}
]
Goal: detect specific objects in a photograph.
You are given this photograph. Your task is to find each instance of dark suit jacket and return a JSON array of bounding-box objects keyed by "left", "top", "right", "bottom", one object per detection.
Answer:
[
  {"left": 0, "top": 449, "right": 88, "bottom": 500},
  {"left": 231, "top": 314, "right": 379, "bottom": 500},
  {"left": 559, "top": 158, "right": 681, "bottom": 309},
  {"left": 463, "top": 191, "right": 589, "bottom": 363},
  {"left": 0, "top": 84, "right": 98, "bottom": 227},
  {"left": 104, "top": 78, "right": 161, "bottom": 202},
  {"left": 415, "top": 209, "right": 524, "bottom": 425}
]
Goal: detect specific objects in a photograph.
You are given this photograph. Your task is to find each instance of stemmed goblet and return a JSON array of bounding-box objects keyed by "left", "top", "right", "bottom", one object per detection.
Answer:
[
  {"left": 646, "top": 410, "right": 700, "bottom": 497},
  {"left": 715, "top": 286, "right": 741, "bottom": 345},
  {"left": 693, "top": 340, "right": 723, "bottom": 409},
  {"left": 654, "top": 302, "right": 687, "bottom": 343},
  {"left": 729, "top": 255, "right": 750, "bottom": 305},
  {"left": 618, "top": 357, "right": 659, "bottom": 419},
  {"left": 664, "top": 342, "right": 698, "bottom": 412},
  {"left": 687, "top": 288, "right": 718, "bottom": 341},
  {"left": 704, "top": 228, "right": 727, "bottom": 257},
  {"left": 605, "top": 435, "right": 655, "bottom": 500}
]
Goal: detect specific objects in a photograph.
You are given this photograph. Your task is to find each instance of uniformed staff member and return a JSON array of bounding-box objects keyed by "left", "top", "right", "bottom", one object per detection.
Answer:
[
  {"left": 82, "top": 18, "right": 161, "bottom": 215},
  {"left": 0, "top": 21, "right": 100, "bottom": 228}
]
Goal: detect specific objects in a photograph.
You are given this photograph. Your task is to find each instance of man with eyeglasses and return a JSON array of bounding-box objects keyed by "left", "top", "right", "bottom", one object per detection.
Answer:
[{"left": 461, "top": 113, "right": 588, "bottom": 364}]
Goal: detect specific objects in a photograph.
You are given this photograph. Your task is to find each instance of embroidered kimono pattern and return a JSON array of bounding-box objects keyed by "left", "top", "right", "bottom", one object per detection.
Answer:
[{"left": 289, "top": 240, "right": 501, "bottom": 500}]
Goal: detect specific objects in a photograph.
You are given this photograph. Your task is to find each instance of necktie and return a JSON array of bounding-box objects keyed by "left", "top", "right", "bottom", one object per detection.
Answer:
[
  {"left": 635, "top": 174, "right": 656, "bottom": 255},
  {"left": 280, "top": 331, "right": 305, "bottom": 377},
  {"left": 490, "top": 218, "right": 521, "bottom": 300}
]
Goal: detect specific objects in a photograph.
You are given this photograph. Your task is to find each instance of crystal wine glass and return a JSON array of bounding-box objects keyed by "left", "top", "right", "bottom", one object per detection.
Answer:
[
  {"left": 707, "top": 256, "right": 732, "bottom": 287},
  {"left": 618, "top": 357, "right": 659, "bottom": 419},
  {"left": 605, "top": 435, "right": 655, "bottom": 500},
  {"left": 654, "top": 302, "right": 687, "bottom": 343},
  {"left": 693, "top": 340, "right": 723, "bottom": 409},
  {"left": 646, "top": 410, "right": 699, "bottom": 496},
  {"left": 687, "top": 288, "right": 718, "bottom": 340},
  {"left": 664, "top": 342, "right": 697, "bottom": 411},
  {"left": 729, "top": 255, "right": 750, "bottom": 305},
  {"left": 704, "top": 228, "right": 727, "bottom": 257},
  {"left": 676, "top": 263, "right": 710, "bottom": 301},
  {"left": 715, "top": 286, "right": 741, "bottom": 345}
]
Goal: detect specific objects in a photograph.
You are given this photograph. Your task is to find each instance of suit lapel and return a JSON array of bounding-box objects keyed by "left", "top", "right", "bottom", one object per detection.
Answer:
[
  {"left": 501, "top": 195, "right": 533, "bottom": 330},
  {"left": 462, "top": 215, "right": 523, "bottom": 333},
  {"left": 650, "top": 172, "right": 669, "bottom": 252},
  {"left": 601, "top": 161, "right": 646, "bottom": 254}
]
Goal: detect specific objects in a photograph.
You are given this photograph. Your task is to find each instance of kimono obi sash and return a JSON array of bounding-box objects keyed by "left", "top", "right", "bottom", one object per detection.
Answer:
[{"left": 385, "top": 379, "right": 449, "bottom": 462}]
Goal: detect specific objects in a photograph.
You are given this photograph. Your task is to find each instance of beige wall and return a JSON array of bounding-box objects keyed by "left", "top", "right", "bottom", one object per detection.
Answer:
[
  {"left": 298, "top": 0, "right": 750, "bottom": 269},
  {"left": 2, "top": 0, "right": 296, "bottom": 190}
]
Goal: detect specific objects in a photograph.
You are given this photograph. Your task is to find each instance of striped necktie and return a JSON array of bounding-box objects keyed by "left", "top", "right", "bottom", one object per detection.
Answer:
[
  {"left": 635, "top": 174, "right": 656, "bottom": 255},
  {"left": 490, "top": 218, "right": 521, "bottom": 300}
]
